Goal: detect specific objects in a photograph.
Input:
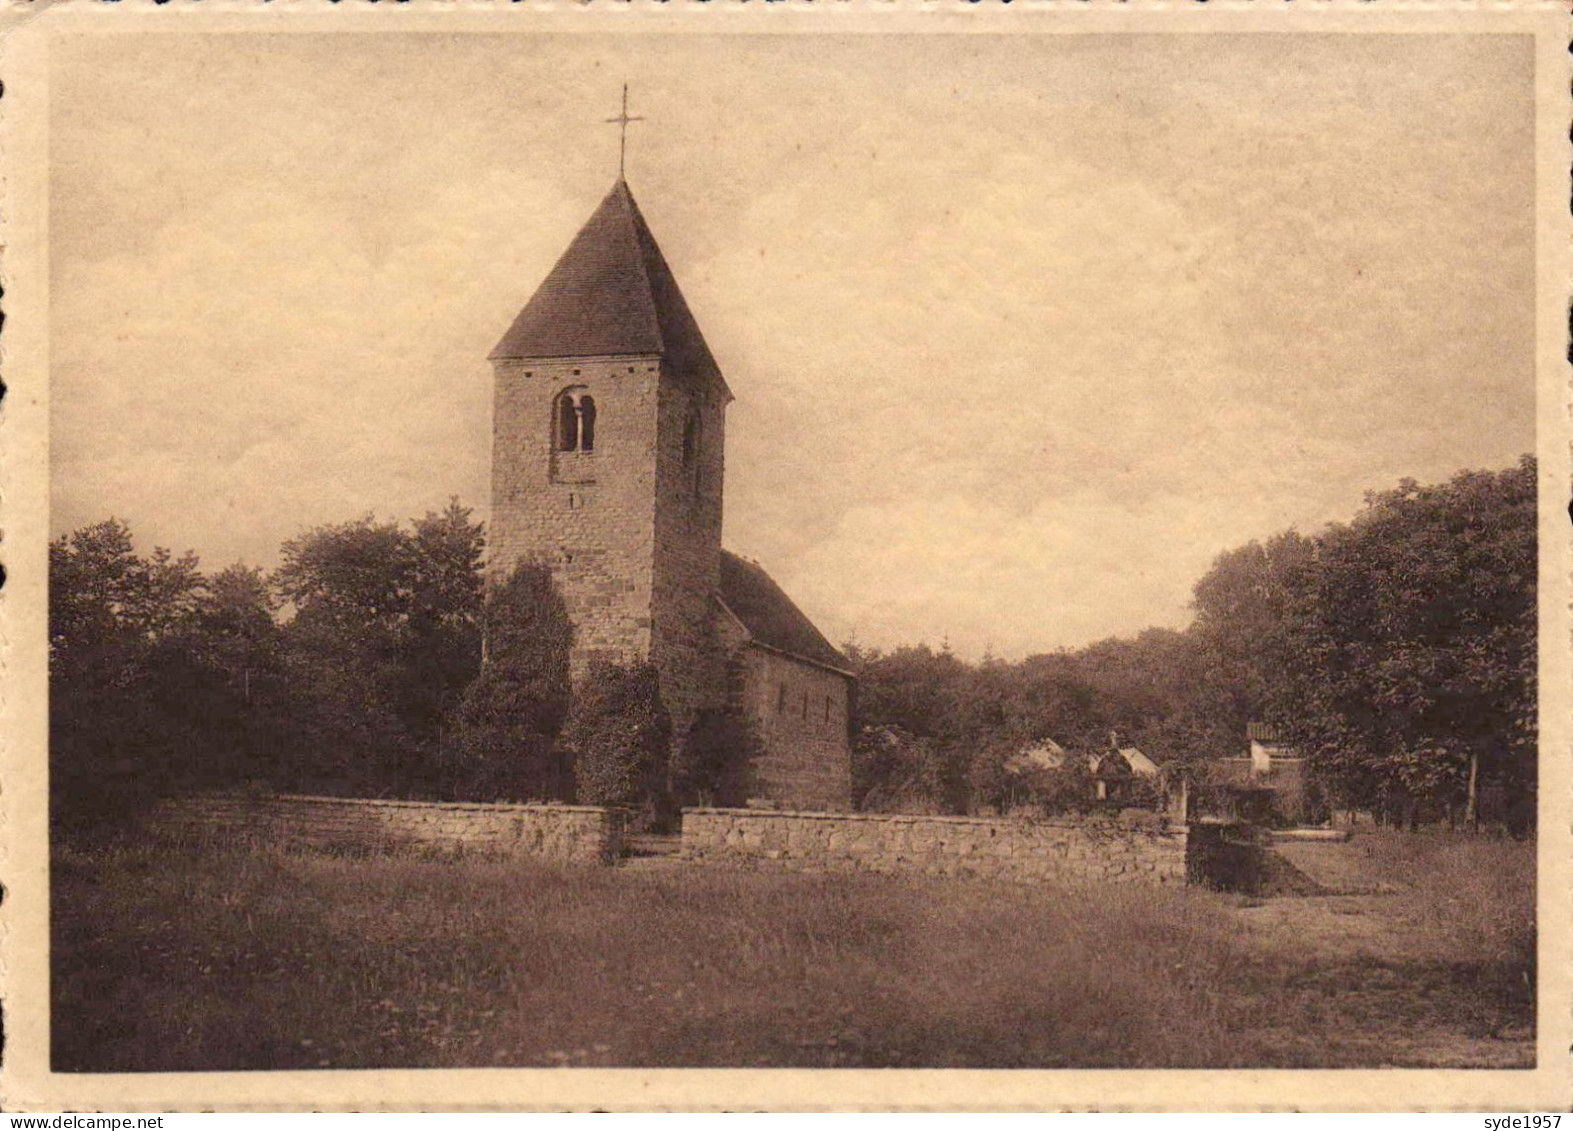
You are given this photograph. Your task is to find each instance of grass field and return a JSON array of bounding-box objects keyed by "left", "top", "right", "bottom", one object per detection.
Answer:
[{"left": 52, "top": 827, "right": 1534, "bottom": 1070}]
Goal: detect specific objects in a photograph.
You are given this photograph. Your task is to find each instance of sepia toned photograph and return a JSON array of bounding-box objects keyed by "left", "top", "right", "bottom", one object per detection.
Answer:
[{"left": 3, "top": 5, "right": 1569, "bottom": 1112}]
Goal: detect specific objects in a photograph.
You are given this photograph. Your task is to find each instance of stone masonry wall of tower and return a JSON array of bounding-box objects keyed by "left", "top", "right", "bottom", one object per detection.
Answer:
[
  {"left": 488, "top": 355, "right": 663, "bottom": 674},
  {"left": 648, "top": 365, "right": 730, "bottom": 740}
]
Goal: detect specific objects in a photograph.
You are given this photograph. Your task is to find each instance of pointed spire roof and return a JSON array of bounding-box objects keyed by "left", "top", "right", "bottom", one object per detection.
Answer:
[{"left": 490, "top": 180, "right": 725, "bottom": 389}]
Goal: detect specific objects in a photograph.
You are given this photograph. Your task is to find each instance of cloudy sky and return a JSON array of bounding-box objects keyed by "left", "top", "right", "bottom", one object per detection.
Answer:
[{"left": 50, "top": 32, "right": 1535, "bottom": 659}]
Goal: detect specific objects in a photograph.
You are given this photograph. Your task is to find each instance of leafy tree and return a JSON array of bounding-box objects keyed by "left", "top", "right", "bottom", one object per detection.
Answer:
[
  {"left": 964, "top": 736, "right": 1099, "bottom": 817},
  {"left": 406, "top": 501, "right": 487, "bottom": 756},
  {"left": 273, "top": 515, "right": 420, "bottom": 790},
  {"left": 844, "top": 644, "right": 989, "bottom": 813},
  {"left": 1187, "top": 532, "right": 1318, "bottom": 754},
  {"left": 965, "top": 736, "right": 1020, "bottom": 815},
  {"left": 50, "top": 519, "right": 204, "bottom": 661},
  {"left": 174, "top": 563, "right": 293, "bottom": 788},
  {"left": 49, "top": 520, "right": 209, "bottom": 831},
  {"left": 844, "top": 643, "right": 973, "bottom": 742},
  {"left": 51, "top": 503, "right": 490, "bottom": 813},
  {"left": 1281, "top": 458, "right": 1536, "bottom": 830},
  {"left": 276, "top": 516, "right": 412, "bottom": 631},
  {"left": 853, "top": 724, "right": 963, "bottom": 814},
  {"left": 197, "top": 565, "right": 279, "bottom": 658},
  {"left": 997, "top": 651, "right": 1104, "bottom": 751},
  {"left": 563, "top": 662, "right": 672, "bottom": 817},
  {"left": 273, "top": 502, "right": 486, "bottom": 794},
  {"left": 274, "top": 615, "right": 425, "bottom": 795},
  {"left": 445, "top": 561, "right": 573, "bottom": 801}
]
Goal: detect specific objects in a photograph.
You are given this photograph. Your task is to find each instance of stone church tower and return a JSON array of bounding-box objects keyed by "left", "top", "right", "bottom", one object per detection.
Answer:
[
  {"left": 488, "top": 178, "right": 730, "bottom": 736},
  {"left": 488, "top": 177, "right": 854, "bottom": 810}
]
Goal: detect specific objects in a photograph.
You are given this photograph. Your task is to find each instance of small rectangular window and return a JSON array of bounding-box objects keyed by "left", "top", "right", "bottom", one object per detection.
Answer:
[
  {"left": 801, "top": 691, "right": 809, "bottom": 718},
  {"left": 825, "top": 696, "right": 832, "bottom": 722},
  {"left": 777, "top": 685, "right": 787, "bottom": 713}
]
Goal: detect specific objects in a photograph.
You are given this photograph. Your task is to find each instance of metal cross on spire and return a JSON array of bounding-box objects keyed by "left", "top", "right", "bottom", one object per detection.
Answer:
[{"left": 604, "top": 83, "right": 644, "bottom": 180}]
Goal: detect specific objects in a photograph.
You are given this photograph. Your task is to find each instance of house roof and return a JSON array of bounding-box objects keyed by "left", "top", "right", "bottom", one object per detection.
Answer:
[
  {"left": 490, "top": 180, "right": 725, "bottom": 391},
  {"left": 1007, "top": 740, "right": 1078, "bottom": 774},
  {"left": 718, "top": 551, "right": 851, "bottom": 675},
  {"left": 1118, "top": 747, "right": 1161, "bottom": 776},
  {"left": 1016, "top": 739, "right": 1068, "bottom": 761},
  {"left": 1014, "top": 743, "right": 1160, "bottom": 778}
]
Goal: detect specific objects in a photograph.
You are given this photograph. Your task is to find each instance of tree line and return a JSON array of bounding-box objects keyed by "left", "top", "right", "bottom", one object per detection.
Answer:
[
  {"left": 49, "top": 501, "right": 759, "bottom": 834},
  {"left": 846, "top": 456, "right": 1536, "bottom": 833},
  {"left": 50, "top": 457, "right": 1535, "bottom": 835}
]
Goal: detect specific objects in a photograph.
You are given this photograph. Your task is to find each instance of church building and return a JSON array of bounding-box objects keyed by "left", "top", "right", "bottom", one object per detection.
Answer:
[{"left": 487, "top": 178, "right": 854, "bottom": 812}]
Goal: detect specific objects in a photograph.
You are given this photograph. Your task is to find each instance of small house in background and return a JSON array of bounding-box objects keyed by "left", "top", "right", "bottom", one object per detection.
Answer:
[
  {"left": 1090, "top": 733, "right": 1161, "bottom": 802},
  {"left": 1006, "top": 738, "right": 1074, "bottom": 775},
  {"left": 1211, "top": 722, "right": 1325, "bottom": 826},
  {"left": 1108, "top": 746, "right": 1160, "bottom": 778},
  {"left": 1003, "top": 735, "right": 1168, "bottom": 808},
  {"left": 1246, "top": 722, "right": 1303, "bottom": 776}
]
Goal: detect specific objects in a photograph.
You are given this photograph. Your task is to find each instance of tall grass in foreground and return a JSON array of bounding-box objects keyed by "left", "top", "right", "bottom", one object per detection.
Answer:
[
  {"left": 52, "top": 835, "right": 1533, "bottom": 1071},
  {"left": 1352, "top": 827, "right": 1536, "bottom": 968}
]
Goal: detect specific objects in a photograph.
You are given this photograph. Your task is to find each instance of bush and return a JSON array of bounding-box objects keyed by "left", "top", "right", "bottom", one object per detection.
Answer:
[
  {"left": 444, "top": 562, "right": 573, "bottom": 801},
  {"left": 1106, "top": 772, "right": 1166, "bottom": 812},
  {"left": 1015, "top": 758, "right": 1097, "bottom": 816},
  {"left": 854, "top": 725, "right": 964, "bottom": 814},
  {"left": 671, "top": 709, "right": 761, "bottom": 808},
  {"left": 966, "top": 743, "right": 1015, "bottom": 814},
  {"left": 966, "top": 740, "right": 1099, "bottom": 817},
  {"left": 563, "top": 662, "right": 672, "bottom": 817}
]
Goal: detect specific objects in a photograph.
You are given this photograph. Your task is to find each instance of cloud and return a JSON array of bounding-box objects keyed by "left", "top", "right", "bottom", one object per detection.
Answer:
[
  {"left": 48, "top": 33, "right": 1535, "bottom": 658},
  {"left": 782, "top": 484, "right": 1299, "bottom": 661}
]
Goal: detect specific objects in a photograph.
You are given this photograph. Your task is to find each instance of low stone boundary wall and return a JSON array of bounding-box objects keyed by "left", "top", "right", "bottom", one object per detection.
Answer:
[
  {"left": 149, "top": 794, "right": 625, "bottom": 865},
  {"left": 1185, "top": 821, "right": 1327, "bottom": 895},
  {"left": 681, "top": 808, "right": 1187, "bottom": 885}
]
